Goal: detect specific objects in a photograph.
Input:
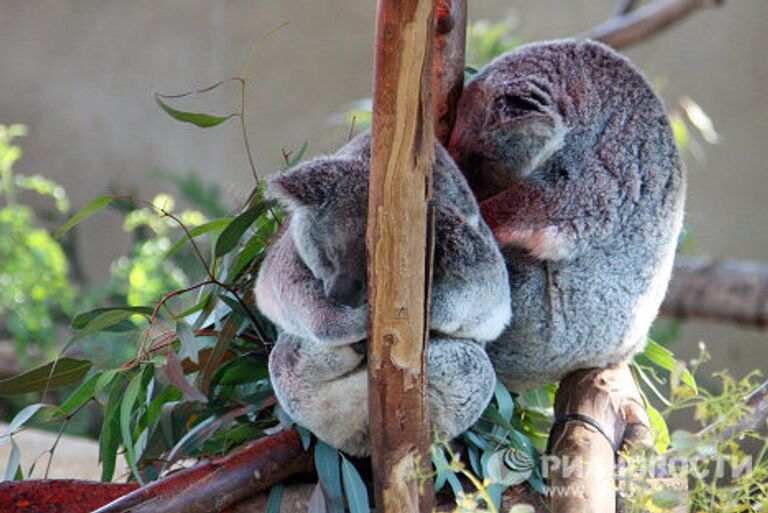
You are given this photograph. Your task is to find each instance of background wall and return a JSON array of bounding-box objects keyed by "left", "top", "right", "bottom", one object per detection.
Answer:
[{"left": 0, "top": 0, "right": 766, "bottom": 382}]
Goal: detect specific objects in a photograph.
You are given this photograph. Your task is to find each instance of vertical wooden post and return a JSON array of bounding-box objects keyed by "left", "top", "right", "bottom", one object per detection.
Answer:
[{"left": 366, "top": 0, "right": 436, "bottom": 512}]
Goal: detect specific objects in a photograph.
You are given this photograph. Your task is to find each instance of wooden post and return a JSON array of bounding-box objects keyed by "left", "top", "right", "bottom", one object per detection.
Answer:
[{"left": 366, "top": 0, "right": 437, "bottom": 512}]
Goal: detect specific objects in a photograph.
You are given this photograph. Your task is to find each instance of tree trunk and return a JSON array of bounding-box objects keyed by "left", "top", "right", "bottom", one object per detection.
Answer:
[{"left": 367, "top": 1, "right": 437, "bottom": 512}]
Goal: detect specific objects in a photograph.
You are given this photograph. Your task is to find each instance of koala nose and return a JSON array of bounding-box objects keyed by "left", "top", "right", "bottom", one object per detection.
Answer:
[
  {"left": 327, "top": 274, "right": 365, "bottom": 308},
  {"left": 351, "top": 340, "right": 368, "bottom": 355}
]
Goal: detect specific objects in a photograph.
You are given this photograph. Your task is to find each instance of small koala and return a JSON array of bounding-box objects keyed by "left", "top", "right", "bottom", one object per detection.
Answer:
[
  {"left": 448, "top": 39, "right": 686, "bottom": 391},
  {"left": 255, "top": 132, "right": 511, "bottom": 456}
]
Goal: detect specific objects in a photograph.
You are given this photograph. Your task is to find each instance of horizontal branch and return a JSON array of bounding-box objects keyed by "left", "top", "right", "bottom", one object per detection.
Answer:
[
  {"left": 587, "top": 0, "right": 725, "bottom": 50},
  {"left": 662, "top": 256, "right": 768, "bottom": 328},
  {"left": 90, "top": 430, "right": 311, "bottom": 513}
]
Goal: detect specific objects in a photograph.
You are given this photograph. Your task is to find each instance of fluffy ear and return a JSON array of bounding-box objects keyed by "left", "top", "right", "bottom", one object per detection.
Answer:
[{"left": 267, "top": 158, "right": 336, "bottom": 210}]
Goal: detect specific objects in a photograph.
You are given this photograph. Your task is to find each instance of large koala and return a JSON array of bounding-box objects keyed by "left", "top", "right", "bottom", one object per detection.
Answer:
[
  {"left": 449, "top": 39, "right": 686, "bottom": 391},
  {"left": 255, "top": 132, "right": 510, "bottom": 456}
]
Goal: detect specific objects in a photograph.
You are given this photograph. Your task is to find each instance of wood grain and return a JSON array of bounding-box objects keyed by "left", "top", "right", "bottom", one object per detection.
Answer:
[{"left": 367, "top": 0, "right": 437, "bottom": 511}]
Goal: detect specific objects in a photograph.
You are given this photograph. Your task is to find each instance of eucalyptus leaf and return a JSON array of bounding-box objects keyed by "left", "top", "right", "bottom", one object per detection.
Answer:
[
  {"left": 314, "top": 441, "right": 344, "bottom": 513},
  {"left": 341, "top": 456, "right": 370, "bottom": 513},
  {"left": 0, "top": 358, "right": 92, "bottom": 396},
  {"left": 54, "top": 195, "right": 113, "bottom": 239},
  {"left": 266, "top": 483, "right": 285, "bottom": 513},
  {"left": 214, "top": 202, "right": 273, "bottom": 258},
  {"left": 155, "top": 94, "right": 236, "bottom": 128}
]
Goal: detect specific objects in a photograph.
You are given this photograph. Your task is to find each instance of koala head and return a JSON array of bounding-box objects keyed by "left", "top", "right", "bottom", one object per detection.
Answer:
[
  {"left": 449, "top": 39, "right": 666, "bottom": 200},
  {"left": 269, "top": 157, "right": 369, "bottom": 308}
]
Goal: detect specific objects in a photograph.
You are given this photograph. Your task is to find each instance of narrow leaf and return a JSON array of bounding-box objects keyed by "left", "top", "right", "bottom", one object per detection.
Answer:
[
  {"left": 163, "top": 348, "right": 208, "bottom": 403},
  {"left": 1, "top": 404, "right": 46, "bottom": 442},
  {"left": 314, "top": 441, "right": 344, "bottom": 513},
  {"left": 266, "top": 483, "right": 285, "bottom": 513},
  {"left": 71, "top": 306, "right": 151, "bottom": 332},
  {"left": 58, "top": 373, "right": 101, "bottom": 415},
  {"left": 120, "top": 372, "right": 145, "bottom": 485},
  {"left": 0, "top": 358, "right": 92, "bottom": 396},
  {"left": 341, "top": 457, "right": 370, "bottom": 513},
  {"left": 214, "top": 202, "right": 272, "bottom": 258},
  {"left": 155, "top": 94, "right": 236, "bottom": 128},
  {"left": 165, "top": 218, "right": 230, "bottom": 260},
  {"left": 68, "top": 310, "right": 142, "bottom": 346},
  {"left": 54, "top": 195, "right": 113, "bottom": 239},
  {"left": 4, "top": 439, "right": 21, "bottom": 481},
  {"left": 100, "top": 375, "right": 124, "bottom": 482}
]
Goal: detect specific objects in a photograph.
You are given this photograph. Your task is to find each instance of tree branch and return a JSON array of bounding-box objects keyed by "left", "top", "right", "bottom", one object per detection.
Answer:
[
  {"left": 587, "top": 0, "right": 725, "bottom": 50},
  {"left": 662, "top": 256, "right": 768, "bottom": 328},
  {"left": 89, "top": 430, "right": 311, "bottom": 513},
  {"left": 547, "top": 364, "right": 652, "bottom": 513},
  {"left": 432, "top": 0, "right": 468, "bottom": 145}
]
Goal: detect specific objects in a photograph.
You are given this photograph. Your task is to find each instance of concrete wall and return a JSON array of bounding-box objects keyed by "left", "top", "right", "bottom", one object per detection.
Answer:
[{"left": 1, "top": 1, "right": 766, "bottom": 379}]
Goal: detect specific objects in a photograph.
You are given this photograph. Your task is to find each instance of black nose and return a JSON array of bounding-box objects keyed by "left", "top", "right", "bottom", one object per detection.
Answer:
[
  {"left": 351, "top": 340, "right": 368, "bottom": 355},
  {"left": 327, "top": 274, "right": 365, "bottom": 308}
]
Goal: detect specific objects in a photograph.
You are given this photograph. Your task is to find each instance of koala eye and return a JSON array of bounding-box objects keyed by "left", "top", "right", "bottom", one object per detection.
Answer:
[{"left": 499, "top": 94, "right": 543, "bottom": 120}]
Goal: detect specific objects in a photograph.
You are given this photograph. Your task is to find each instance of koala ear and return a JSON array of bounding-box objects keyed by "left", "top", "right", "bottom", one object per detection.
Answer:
[{"left": 267, "top": 158, "right": 336, "bottom": 210}]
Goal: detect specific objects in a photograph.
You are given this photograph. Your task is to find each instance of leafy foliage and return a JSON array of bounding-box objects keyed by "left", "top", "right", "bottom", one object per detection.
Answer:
[{"left": 0, "top": 124, "right": 74, "bottom": 360}]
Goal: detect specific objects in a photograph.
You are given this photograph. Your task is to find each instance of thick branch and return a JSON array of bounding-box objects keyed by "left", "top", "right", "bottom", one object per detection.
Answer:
[
  {"left": 367, "top": 1, "right": 436, "bottom": 511},
  {"left": 89, "top": 430, "right": 311, "bottom": 513},
  {"left": 547, "top": 364, "right": 652, "bottom": 513},
  {"left": 587, "top": 0, "right": 725, "bottom": 50},
  {"left": 432, "top": 0, "right": 467, "bottom": 145},
  {"left": 662, "top": 256, "right": 768, "bottom": 328}
]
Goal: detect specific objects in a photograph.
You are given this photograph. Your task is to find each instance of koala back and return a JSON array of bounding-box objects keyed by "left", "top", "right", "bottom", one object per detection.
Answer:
[{"left": 450, "top": 40, "right": 686, "bottom": 390}]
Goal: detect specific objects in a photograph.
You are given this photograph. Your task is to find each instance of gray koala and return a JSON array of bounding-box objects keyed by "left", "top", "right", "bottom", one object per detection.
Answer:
[
  {"left": 448, "top": 39, "right": 686, "bottom": 391},
  {"left": 255, "top": 132, "right": 511, "bottom": 456}
]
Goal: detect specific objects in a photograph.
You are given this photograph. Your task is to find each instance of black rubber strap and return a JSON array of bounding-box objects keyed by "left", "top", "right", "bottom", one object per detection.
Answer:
[{"left": 551, "top": 413, "right": 619, "bottom": 453}]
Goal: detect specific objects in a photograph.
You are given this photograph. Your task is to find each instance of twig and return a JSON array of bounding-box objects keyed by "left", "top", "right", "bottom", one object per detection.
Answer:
[{"left": 586, "top": 0, "right": 725, "bottom": 50}]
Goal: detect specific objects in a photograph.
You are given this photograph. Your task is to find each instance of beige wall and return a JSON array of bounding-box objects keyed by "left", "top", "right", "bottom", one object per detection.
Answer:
[{"left": 1, "top": 1, "right": 766, "bottom": 379}]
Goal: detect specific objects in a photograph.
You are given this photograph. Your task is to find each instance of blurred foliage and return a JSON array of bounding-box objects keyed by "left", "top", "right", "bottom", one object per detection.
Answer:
[{"left": 0, "top": 124, "right": 74, "bottom": 362}]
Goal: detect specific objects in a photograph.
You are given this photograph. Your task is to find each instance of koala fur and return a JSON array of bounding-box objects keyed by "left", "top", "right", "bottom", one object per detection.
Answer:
[
  {"left": 255, "top": 132, "right": 510, "bottom": 456},
  {"left": 449, "top": 39, "right": 686, "bottom": 391}
]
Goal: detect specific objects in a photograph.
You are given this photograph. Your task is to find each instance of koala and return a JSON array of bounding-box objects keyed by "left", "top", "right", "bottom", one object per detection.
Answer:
[
  {"left": 255, "top": 132, "right": 511, "bottom": 456},
  {"left": 448, "top": 39, "right": 686, "bottom": 391}
]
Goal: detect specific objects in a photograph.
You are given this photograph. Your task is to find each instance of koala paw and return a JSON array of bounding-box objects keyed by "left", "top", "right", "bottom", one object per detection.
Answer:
[{"left": 268, "top": 333, "right": 495, "bottom": 456}]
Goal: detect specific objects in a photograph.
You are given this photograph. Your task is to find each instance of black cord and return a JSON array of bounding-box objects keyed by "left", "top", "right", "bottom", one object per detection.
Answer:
[{"left": 550, "top": 413, "right": 620, "bottom": 453}]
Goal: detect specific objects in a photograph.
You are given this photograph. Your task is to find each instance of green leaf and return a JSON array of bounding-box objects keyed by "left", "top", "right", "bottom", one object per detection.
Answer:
[
  {"left": 341, "top": 457, "right": 370, "bottom": 513},
  {"left": 68, "top": 310, "right": 145, "bottom": 347},
  {"left": 0, "top": 358, "right": 92, "bottom": 396},
  {"left": 4, "top": 439, "right": 21, "bottom": 481},
  {"left": 314, "top": 441, "right": 344, "bottom": 513},
  {"left": 54, "top": 195, "right": 113, "bottom": 239},
  {"left": 100, "top": 375, "right": 125, "bottom": 482},
  {"left": 641, "top": 339, "right": 697, "bottom": 392},
  {"left": 165, "top": 218, "right": 230, "bottom": 260},
  {"left": 214, "top": 202, "right": 273, "bottom": 258},
  {"left": 154, "top": 94, "right": 236, "bottom": 128},
  {"left": 648, "top": 403, "right": 670, "bottom": 454},
  {"left": 1, "top": 404, "right": 46, "bottom": 442},
  {"left": 266, "top": 483, "right": 285, "bottom": 513},
  {"left": 71, "top": 306, "right": 152, "bottom": 332},
  {"left": 59, "top": 372, "right": 102, "bottom": 415},
  {"left": 120, "top": 372, "right": 146, "bottom": 485},
  {"left": 493, "top": 379, "right": 515, "bottom": 422}
]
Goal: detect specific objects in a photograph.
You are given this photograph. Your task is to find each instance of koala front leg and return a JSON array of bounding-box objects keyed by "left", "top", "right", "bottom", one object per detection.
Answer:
[
  {"left": 427, "top": 338, "right": 496, "bottom": 440},
  {"left": 479, "top": 171, "right": 620, "bottom": 261},
  {"left": 255, "top": 228, "right": 367, "bottom": 346},
  {"left": 268, "top": 333, "right": 370, "bottom": 456},
  {"left": 431, "top": 204, "right": 511, "bottom": 342}
]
